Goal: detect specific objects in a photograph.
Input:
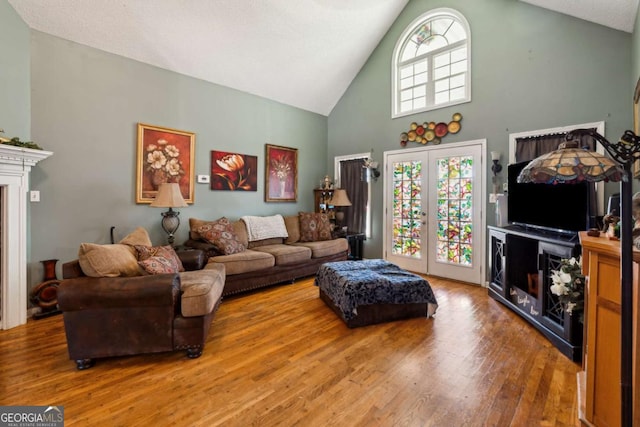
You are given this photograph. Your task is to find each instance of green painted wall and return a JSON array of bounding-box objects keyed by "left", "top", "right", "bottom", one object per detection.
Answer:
[
  {"left": 0, "top": 0, "right": 30, "bottom": 138},
  {"left": 633, "top": 8, "right": 640, "bottom": 87},
  {"left": 28, "top": 32, "right": 328, "bottom": 286},
  {"left": 328, "top": 0, "right": 632, "bottom": 259},
  {"left": 6, "top": 0, "right": 637, "bottom": 291}
]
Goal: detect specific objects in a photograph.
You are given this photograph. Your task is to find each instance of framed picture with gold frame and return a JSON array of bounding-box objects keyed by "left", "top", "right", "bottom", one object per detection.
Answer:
[
  {"left": 136, "top": 123, "right": 195, "bottom": 204},
  {"left": 634, "top": 77, "right": 640, "bottom": 178}
]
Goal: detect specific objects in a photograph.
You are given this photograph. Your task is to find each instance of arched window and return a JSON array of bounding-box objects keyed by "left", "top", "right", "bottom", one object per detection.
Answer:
[{"left": 392, "top": 8, "right": 471, "bottom": 118}]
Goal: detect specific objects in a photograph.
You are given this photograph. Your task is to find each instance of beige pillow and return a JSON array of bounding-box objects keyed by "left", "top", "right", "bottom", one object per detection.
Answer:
[
  {"left": 284, "top": 215, "right": 300, "bottom": 244},
  {"left": 78, "top": 243, "right": 141, "bottom": 277},
  {"left": 119, "top": 227, "right": 152, "bottom": 247},
  {"left": 231, "top": 220, "right": 249, "bottom": 248},
  {"left": 77, "top": 227, "right": 151, "bottom": 277}
]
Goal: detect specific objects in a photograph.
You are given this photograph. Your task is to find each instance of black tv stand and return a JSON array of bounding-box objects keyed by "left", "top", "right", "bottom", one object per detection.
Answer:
[
  {"left": 506, "top": 224, "right": 579, "bottom": 241},
  {"left": 487, "top": 225, "right": 583, "bottom": 361}
]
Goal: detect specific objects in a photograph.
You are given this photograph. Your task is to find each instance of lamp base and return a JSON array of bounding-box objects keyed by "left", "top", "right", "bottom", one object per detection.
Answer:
[{"left": 161, "top": 208, "right": 180, "bottom": 246}]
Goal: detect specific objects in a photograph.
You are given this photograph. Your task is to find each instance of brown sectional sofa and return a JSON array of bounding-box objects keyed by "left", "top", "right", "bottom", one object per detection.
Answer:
[
  {"left": 184, "top": 214, "right": 349, "bottom": 296},
  {"left": 58, "top": 229, "right": 226, "bottom": 369}
]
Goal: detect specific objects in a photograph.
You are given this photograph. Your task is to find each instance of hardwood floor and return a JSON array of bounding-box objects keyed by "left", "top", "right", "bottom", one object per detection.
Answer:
[{"left": 0, "top": 276, "right": 580, "bottom": 426}]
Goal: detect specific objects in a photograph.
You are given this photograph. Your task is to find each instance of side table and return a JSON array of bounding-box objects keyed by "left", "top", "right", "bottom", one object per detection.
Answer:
[{"left": 334, "top": 232, "right": 365, "bottom": 260}]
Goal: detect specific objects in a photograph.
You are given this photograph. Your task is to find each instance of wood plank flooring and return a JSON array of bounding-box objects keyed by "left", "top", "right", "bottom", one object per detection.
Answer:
[{"left": 0, "top": 275, "right": 580, "bottom": 426}]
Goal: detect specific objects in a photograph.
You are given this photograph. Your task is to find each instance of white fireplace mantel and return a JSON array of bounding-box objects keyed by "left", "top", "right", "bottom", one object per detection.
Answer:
[{"left": 0, "top": 144, "right": 53, "bottom": 330}]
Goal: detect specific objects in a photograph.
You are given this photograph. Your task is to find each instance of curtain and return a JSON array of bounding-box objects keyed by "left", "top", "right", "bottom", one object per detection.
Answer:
[
  {"left": 515, "top": 128, "right": 596, "bottom": 162},
  {"left": 339, "top": 158, "right": 367, "bottom": 233}
]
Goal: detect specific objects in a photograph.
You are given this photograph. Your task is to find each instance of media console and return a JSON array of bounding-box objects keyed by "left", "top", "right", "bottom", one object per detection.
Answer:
[{"left": 487, "top": 225, "right": 583, "bottom": 361}]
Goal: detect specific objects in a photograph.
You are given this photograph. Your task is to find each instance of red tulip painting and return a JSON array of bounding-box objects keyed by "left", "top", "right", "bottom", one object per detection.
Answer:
[{"left": 210, "top": 151, "right": 258, "bottom": 191}]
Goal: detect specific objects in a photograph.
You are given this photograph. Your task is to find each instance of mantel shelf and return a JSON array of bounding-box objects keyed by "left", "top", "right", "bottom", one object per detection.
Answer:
[{"left": 0, "top": 144, "right": 53, "bottom": 168}]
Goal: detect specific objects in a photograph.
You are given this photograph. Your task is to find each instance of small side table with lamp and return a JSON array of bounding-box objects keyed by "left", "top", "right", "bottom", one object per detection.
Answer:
[
  {"left": 330, "top": 188, "right": 351, "bottom": 230},
  {"left": 330, "top": 188, "right": 366, "bottom": 260}
]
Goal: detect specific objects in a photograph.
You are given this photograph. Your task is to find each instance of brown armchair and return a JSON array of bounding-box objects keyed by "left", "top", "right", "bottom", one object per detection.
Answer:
[{"left": 58, "top": 250, "right": 225, "bottom": 370}]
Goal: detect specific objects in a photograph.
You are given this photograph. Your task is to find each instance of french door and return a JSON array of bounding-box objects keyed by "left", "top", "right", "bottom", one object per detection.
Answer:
[{"left": 383, "top": 141, "right": 485, "bottom": 284}]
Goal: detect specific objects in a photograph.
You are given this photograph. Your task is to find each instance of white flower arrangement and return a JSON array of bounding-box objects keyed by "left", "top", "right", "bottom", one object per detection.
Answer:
[
  {"left": 550, "top": 257, "right": 585, "bottom": 317},
  {"left": 146, "top": 139, "right": 185, "bottom": 184}
]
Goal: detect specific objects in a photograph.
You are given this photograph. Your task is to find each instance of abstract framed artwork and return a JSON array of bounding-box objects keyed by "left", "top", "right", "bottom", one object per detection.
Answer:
[
  {"left": 210, "top": 151, "right": 258, "bottom": 191},
  {"left": 136, "top": 123, "right": 195, "bottom": 204},
  {"left": 265, "top": 144, "right": 297, "bottom": 202}
]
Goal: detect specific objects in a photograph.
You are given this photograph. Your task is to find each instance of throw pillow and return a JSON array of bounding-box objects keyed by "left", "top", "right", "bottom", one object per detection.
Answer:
[
  {"left": 119, "top": 227, "right": 152, "bottom": 247},
  {"left": 134, "top": 245, "right": 185, "bottom": 272},
  {"left": 189, "top": 218, "right": 211, "bottom": 241},
  {"left": 197, "top": 217, "right": 246, "bottom": 255},
  {"left": 284, "top": 215, "right": 300, "bottom": 244},
  {"left": 78, "top": 243, "right": 141, "bottom": 277},
  {"left": 298, "top": 212, "right": 332, "bottom": 242},
  {"left": 138, "top": 256, "right": 180, "bottom": 275}
]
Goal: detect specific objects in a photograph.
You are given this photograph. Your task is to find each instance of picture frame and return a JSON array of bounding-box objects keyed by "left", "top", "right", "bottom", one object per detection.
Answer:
[
  {"left": 265, "top": 144, "right": 297, "bottom": 202},
  {"left": 136, "top": 123, "right": 195, "bottom": 204},
  {"left": 634, "top": 77, "right": 640, "bottom": 178},
  {"left": 210, "top": 150, "right": 258, "bottom": 191}
]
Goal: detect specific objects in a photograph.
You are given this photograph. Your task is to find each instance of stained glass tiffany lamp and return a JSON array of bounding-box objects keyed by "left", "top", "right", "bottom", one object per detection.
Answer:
[{"left": 518, "top": 128, "right": 640, "bottom": 427}]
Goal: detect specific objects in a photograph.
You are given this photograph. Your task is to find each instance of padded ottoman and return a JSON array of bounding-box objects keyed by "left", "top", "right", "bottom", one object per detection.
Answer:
[{"left": 315, "top": 259, "right": 438, "bottom": 328}]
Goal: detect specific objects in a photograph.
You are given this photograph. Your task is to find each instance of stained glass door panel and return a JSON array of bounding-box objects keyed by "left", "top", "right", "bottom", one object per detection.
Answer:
[
  {"left": 385, "top": 151, "right": 428, "bottom": 273},
  {"left": 392, "top": 161, "right": 423, "bottom": 257},
  {"left": 434, "top": 156, "right": 473, "bottom": 265},
  {"left": 427, "top": 144, "right": 483, "bottom": 284}
]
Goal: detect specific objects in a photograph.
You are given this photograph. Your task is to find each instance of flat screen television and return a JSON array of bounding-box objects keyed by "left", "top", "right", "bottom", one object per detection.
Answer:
[{"left": 507, "top": 161, "right": 595, "bottom": 235}]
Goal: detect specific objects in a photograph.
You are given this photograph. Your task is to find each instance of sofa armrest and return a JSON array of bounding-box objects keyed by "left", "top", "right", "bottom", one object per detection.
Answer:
[
  {"left": 58, "top": 274, "right": 180, "bottom": 312},
  {"left": 177, "top": 249, "right": 206, "bottom": 271},
  {"left": 63, "top": 260, "right": 85, "bottom": 279}
]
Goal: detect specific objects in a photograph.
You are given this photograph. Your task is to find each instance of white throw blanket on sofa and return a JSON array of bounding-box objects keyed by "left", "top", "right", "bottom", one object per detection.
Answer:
[{"left": 241, "top": 215, "right": 289, "bottom": 242}]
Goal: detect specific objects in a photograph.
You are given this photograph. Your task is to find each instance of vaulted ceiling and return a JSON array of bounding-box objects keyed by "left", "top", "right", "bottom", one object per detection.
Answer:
[{"left": 8, "top": 0, "right": 639, "bottom": 116}]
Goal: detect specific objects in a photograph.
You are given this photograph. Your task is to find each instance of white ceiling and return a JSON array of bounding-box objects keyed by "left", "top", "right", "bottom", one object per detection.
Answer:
[
  {"left": 8, "top": 0, "right": 639, "bottom": 116},
  {"left": 520, "top": 0, "right": 639, "bottom": 33}
]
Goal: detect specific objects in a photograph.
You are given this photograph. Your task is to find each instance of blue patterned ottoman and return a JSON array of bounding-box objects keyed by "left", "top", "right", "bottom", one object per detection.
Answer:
[{"left": 315, "top": 259, "right": 438, "bottom": 328}]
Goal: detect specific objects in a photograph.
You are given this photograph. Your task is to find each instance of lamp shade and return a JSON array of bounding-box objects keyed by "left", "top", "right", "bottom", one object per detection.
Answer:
[
  {"left": 150, "top": 183, "right": 188, "bottom": 208},
  {"left": 331, "top": 189, "right": 351, "bottom": 207},
  {"left": 517, "top": 141, "right": 623, "bottom": 184}
]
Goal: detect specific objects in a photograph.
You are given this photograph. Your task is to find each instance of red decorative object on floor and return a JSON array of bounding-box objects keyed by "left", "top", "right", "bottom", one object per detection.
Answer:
[{"left": 30, "top": 259, "right": 62, "bottom": 319}]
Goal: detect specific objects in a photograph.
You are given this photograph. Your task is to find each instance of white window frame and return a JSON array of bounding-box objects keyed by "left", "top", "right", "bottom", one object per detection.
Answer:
[
  {"left": 392, "top": 8, "right": 471, "bottom": 119},
  {"left": 334, "top": 152, "right": 371, "bottom": 238}
]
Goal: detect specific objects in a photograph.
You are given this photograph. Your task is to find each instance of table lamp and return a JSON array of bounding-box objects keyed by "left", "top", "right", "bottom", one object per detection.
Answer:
[
  {"left": 150, "top": 183, "right": 188, "bottom": 246},
  {"left": 330, "top": 188, "right": 352, "bottom": 228}
]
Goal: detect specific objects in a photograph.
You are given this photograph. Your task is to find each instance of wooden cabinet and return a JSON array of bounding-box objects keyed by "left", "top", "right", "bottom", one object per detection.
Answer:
[
  {"left": 313, "top": 189, "right": 335, "bottom": 219},
  {"left": 578, "top": 232, "right": 640, "bottom": 426},
  {"left": 488, "top": 226, "right": 583, "bottom": 361}
]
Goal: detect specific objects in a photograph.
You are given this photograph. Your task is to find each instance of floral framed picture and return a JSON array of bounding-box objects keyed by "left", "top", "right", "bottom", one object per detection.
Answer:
[
  {"left": 210, "top": 151, "right": 257, "bottom": 191},
  {"left": 265, "top": 144, "right": 297, "bottom": 202},
  {"left": 136, "top": 123, "right": 195, "bottom": 204}
]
